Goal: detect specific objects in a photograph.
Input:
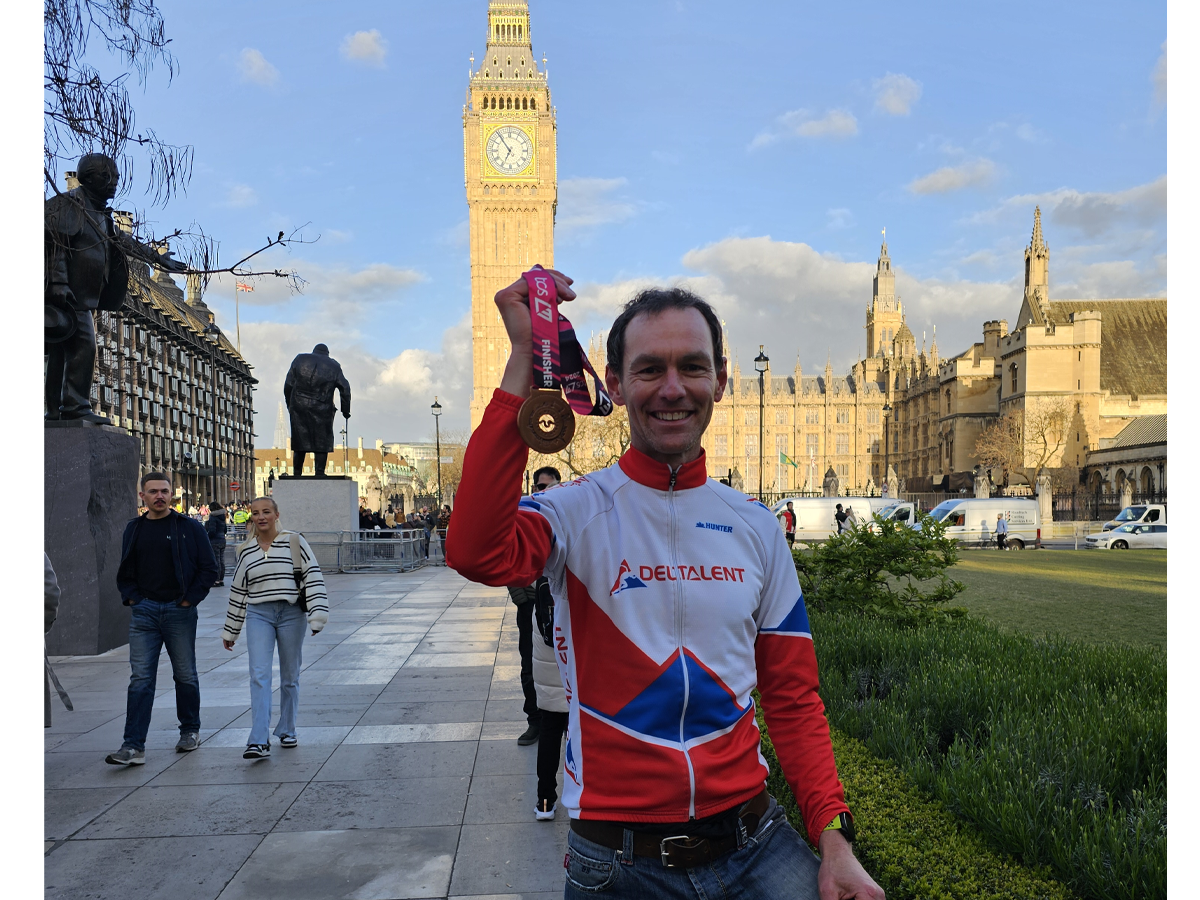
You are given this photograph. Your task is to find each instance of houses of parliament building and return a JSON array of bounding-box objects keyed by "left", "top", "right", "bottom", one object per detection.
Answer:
[{"left": 465, "top": 2, "right": 1167, "bottom": 495}]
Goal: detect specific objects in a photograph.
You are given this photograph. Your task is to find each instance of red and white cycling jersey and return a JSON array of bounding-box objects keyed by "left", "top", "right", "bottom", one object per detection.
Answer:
[{"left": 447, "top": 390, "right": 848, "bottom": 843}]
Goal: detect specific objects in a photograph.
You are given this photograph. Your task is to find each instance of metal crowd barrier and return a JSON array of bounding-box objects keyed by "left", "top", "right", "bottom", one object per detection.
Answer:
[{"left": 217, "top": 529, "right": 436, "bottom": 575}]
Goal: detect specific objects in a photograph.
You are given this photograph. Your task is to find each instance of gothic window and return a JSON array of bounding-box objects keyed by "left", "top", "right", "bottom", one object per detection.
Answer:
[
  {"left": 836, "top": 408, "right": 849, "bottom": 424},
  {"left": 744, "top": 435, "right": 758, "bottom": 456},
  {"left": 507, "top": 56, "right": 512, "bottom": 66},
  {"left": 522, "top": 97, "right": 527, "bottom": 109},
  {"left": 714, "top": 434, "right": 728, "bottom": 456},
  {"left": 866, "top": 409, "right": 879, "bottom": 425},
  {"left": 714, "top": 410, "right": 727, "bottom": 425},
  {"left": 1010, "top": 364, "right": 1018, "bottom": 392},
  {"left": 530, "top": 98, "right": 537, "bottom": 110},
  {"left": 744, "top": 410, "right": 755, "bottom": 425},
  {"left": 775, "top": 410, "right": 786, "bottom": 425},
  {"left": 836, "top": 463, "right": 849, "bottom": 477},
  {"left": 806, "top": 434, "right": 819, "bottom": 457},
  {"left": 835, "top": 433, "right": 849, "bottom": 455},
  {"left": 483, "top": 185, "right": 490, "bottom": 195},
  {"left": 531, "top": 186, "right": 537, "bottom": 195}
]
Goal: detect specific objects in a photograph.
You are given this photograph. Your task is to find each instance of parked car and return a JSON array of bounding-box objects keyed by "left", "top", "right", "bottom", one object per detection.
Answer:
[
  {"left": 921, "top": 497, "right": 1041, "bottom": 550},
  {"left": 1102, "top": 504, "right": 1166, "bottom": 532},
  {"left": 1085, "top": 522, "right": 1167, "bottom": 550}
]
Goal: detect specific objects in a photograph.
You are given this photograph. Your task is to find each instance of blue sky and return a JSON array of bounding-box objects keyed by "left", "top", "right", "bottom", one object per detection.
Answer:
[{"left": 91, "top": 0, "right": 1167, "bottom": 441}]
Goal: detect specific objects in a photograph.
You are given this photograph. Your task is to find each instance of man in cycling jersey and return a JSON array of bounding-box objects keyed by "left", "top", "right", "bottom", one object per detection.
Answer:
[{"left": 447, "top": 269, "right": 882, "bottom": 900}]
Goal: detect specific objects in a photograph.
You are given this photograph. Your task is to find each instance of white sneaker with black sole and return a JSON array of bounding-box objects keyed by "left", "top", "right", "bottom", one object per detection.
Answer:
[
  {"left": 535, "top": 799, "right": 556, "bottom": 821},
  {"left": 243, "top": 743, "right": 270, "bottom": 759}
]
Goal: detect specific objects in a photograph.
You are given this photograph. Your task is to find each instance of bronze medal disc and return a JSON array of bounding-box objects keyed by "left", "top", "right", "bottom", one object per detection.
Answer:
[{"left": 517, "top": 388, "right": 576, "bottom": 453}]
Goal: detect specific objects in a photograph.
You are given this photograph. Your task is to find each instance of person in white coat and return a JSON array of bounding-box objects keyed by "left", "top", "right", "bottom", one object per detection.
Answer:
[{"left": 531, "top": 577, "right": 568, "bottom": 820}]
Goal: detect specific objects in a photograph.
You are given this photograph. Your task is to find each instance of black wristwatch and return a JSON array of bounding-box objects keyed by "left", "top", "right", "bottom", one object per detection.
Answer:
[{"left": 822, "top": 811, "right": 856, "bottom": 844}]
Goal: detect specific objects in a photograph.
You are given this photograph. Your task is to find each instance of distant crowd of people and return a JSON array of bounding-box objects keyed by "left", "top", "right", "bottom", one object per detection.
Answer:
[{"left": 358, "top": 503, "right": 453, "bottom": 558}]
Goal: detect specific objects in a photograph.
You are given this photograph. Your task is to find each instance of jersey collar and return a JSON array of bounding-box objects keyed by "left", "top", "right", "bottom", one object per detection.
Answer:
[{"left": 619, "top": 445, "right": 708, "bottom": 491}]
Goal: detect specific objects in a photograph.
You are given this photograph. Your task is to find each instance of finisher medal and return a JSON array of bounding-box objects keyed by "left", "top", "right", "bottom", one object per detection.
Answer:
[{"left": 515, "top": 265, "right": 612, "bottom": 454}]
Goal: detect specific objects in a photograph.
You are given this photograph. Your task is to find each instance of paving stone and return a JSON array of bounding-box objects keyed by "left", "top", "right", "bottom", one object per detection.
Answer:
[
  {"left": 345, "top": 722, "right": 482, "bottom": 744},
  {"left": 315, "top": 741, "right": 478, "bottom": 781},
  {"left": 52, "top": 726, "right": 219, "bottom": 753},
  {"left": 227, "top": 704, "right": 369, "bottom": 728},
  {"left": 44, "top": 709, "right": 122, "bottom": 735},
  {"left": 45, "top": 835, "right": 261, "bottom": 900},
  {"left": 277, "top": 775, "right": 470, "bottom": 830},
  {"left": 204, "top": 725, "right": 352, "bottom": 747},
  {"left": 76, "top": 781, "right": 305, "bottom": 838},
  {"left": 217, "top": 827, "right": 458, "bottom": 900},
  {"left": 448, "top": 822, "right": 572, "bottom": 897},
  {"left": 472, "top": 737, "right": 540, "bottom": 776},
  {"left": 148, "top": 745, "right": 337, "bottom": 786},
  {"left": 463, "top": 773, "right": 545, "bottom": 825},
  {"left": 484, "top": 698, "right": 529, "bottom": 722},
  {"left": 45, "top": 787, "right": 135, "bottom": 840},
  {"left": 45, "top": 749, "right": 181, "bottom": 789},
  {"left": 405, "top": 651, "right": 497, "bottom": 668},
  {"left": 356, "top": 699, "right": 486, "bottom": 726}
]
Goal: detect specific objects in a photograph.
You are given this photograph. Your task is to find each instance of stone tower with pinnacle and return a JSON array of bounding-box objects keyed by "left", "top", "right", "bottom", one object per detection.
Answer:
[
  {"left": 866, "top": 229, "right": 906, "bottom": 358},
  {"left": 1021, "top": 205, "right": 1051, "bottom": 325},
  {"left": 273, "top": 401, "right": 289, "bottom": 449},
  {"left": 465, "top": 0, "right": 558, "bottom": 429}
]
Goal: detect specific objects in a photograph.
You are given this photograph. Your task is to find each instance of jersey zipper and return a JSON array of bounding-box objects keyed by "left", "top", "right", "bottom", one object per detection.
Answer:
[{"left": 668, "top": 467, "right": 698, "bottom": 818}]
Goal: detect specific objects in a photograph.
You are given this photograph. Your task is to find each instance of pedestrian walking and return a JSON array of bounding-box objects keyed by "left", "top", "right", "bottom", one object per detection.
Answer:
[
  {"left": 106, "top": 472, "right": 219, "bottom": 765},
  {"left": 995, "top": 513, "right": 1008, "bottom": 550},
  {"left": 781, "top": 500, "right": 796, "bottom": 548},
  {"left": 220, "top": 497, "right": 328, "bottom": 759},
  {"left": 206, "top": 501, "right": 228, "bottom": 586},
  {"left": 507, "top": 466, "right": 561, "bottom": 746},
  {"left": 448, "top": 273, "right": 881, "bottom": 899},
  {"left": 531, "top": 574, "right": 568, "bottom": 819},
  {"left": 834, "top": 502, "right": 848, "bottom": 534}
]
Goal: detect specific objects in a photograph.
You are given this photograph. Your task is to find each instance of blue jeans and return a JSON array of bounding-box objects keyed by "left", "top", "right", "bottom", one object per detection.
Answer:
[
  {"left": 245, "top": 600, "right": 307, "bottom": 745},
  {"left": 563, "top": 798, "right": 821, "bottom": 899},
  {"left": 122, "top": 601, "right": 200, "bottom": 751}
]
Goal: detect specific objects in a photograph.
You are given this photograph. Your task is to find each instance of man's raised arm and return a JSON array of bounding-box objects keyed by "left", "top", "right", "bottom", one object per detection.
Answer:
[{"left": 444, "top": 269, "right": 577, "bottom": 587}]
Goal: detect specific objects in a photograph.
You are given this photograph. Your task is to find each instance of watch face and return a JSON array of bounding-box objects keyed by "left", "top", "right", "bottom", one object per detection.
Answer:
[{"left": 486, "top": 125, "right": 534, "bottom": 175}]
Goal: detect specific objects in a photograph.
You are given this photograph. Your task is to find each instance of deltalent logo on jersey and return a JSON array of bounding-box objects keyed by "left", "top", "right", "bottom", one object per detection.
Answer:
[{"left": 610, "top": 558, "right": 747, "bottom": 595}]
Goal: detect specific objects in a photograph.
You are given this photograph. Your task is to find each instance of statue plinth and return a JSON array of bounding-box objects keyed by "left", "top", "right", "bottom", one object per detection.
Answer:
[
  {"left": 45, "top": 421, "right": 139, "bottom": 655},
  {"left": 270, "top": 477, "right": 358, "bottom": 537}
]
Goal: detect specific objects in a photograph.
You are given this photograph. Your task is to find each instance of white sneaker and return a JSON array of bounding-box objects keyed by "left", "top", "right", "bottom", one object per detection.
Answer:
[{"left": 535, "top": 799, "right": 556, "bottom": 821}]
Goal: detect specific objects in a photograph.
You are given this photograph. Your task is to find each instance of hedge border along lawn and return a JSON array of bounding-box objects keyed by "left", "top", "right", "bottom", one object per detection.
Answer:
[
  {"left": 758, "top": 717, "right": 1077, "bottom": 900},
  {"left": 808, "top": 611, "right": 1166, "bottom": 900}
]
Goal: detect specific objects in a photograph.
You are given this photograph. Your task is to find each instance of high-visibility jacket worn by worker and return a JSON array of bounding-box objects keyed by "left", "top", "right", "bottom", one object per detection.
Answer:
[{"left": 446, "top": 389, "right": 849, "bottom": 844}]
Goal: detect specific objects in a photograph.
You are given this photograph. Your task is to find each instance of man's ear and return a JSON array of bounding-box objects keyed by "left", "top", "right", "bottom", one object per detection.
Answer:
[
  {"left": 605, "top": 365, "right": 627, "bottom": 407},
  {"left": 713, "top": 357, "right": 729, "bottom": 403}
]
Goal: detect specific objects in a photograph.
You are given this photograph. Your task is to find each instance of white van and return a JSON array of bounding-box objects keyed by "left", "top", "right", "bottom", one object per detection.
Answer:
[
  {"left": 923, "top": 497, "right": 1041, "bottom": 550},
  {"left": 875, "top": 501, "right": 918, "bottom": 526},
  {"left": 772, "top": 497, "right": 874, "bottom": 541},
  {"left": 1102, "top": 504, "right": 1166, "bottom": 532}
]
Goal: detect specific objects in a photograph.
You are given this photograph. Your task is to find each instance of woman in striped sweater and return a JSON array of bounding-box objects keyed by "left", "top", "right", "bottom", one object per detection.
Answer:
[{"left": 221, "top": 497, "right": 328, "bottom": 759}]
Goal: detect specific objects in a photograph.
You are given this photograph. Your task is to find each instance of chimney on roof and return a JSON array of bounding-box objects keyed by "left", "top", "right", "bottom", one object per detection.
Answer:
[
  {"left": 113, "top": 210, "right": 134, "bottom": 235},
  {"left": 65, "top": 171, "right": 80, "bottom": 190},
  {"left": 375, "top": 439, "right": 384, "bottom": 452},
  {"left": 358, "top": 436, "right": 363, "bottom": 459}
]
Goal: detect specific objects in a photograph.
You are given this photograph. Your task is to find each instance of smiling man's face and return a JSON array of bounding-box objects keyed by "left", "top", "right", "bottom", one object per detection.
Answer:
[{"left": 605, "top": 307, "right": 727, "bottom": 468}]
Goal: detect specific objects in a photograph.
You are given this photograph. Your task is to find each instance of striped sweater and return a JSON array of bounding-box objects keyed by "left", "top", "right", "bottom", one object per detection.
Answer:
[{"left": 220, "top": 531, "right": 329, "bottom": 643}]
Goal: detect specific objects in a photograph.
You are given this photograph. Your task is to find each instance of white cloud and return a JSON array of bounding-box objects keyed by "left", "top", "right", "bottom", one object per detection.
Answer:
[
  {"left": 564, "top": 236, "right": 1016, "bottom": 376},
  {"left": 908, "top": 158, "right": 996, "bottom": 194},
  {"left": 223, "top": 184, "right": 258, "bottom": 208},
  {"left": 340, "top": 30, "right": 388, "bottom": 68},
  {"left": 873, "top": 73, "right": 922, "bottom": 116},
  {"left": 1152, "top": 40, "right": 1166, "bottom": 107},
  {"left": 238, "top": 48, "right": 280, "bottom": 87},
  {"left": 1015, "top": 123, "right": 1044, "bottom": 143},
  {"left": 750, "top": 109, "right": 858, "bottom": 149},
  {"left": 220, "top": 260, "right": 424, "bottom": 308},
  {"left": 970, "top": 176, "right": 1166, "bottom": 238},
  {"left": 826, "top": 208, "right": 854, "bottom": 229},
  {"left": 556, "top": 177, "right": 638, "bottom": 235}
]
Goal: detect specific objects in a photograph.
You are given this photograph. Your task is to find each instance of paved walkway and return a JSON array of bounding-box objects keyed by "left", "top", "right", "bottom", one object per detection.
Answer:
[{"left": 45, "top": 567, "right": 568, "bottom": 900}]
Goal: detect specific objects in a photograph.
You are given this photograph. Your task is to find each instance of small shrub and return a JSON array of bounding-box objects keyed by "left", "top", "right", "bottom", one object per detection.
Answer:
[
  {"left": 793, "top": 512, "right": 966, "bottom": 623},
  {"left": 810, "top": 612, "right": 1166, "bottom": 900},
  {"left": 758, "top": 719, "right": 1077, "bottom": 900}
]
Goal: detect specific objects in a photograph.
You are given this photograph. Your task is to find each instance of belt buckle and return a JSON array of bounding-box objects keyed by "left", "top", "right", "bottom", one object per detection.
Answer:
[{"left": 659, "top": 834, "right": 697, "bottom": 869}]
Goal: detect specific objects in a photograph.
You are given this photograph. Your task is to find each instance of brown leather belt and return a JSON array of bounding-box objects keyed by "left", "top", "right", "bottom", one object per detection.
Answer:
[{"left": 569, "top": 790, "right": 770, "bottom": 869}]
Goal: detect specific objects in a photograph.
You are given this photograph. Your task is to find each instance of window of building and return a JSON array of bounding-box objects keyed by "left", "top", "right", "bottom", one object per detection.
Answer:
[
  {"left": 775, "top": 410, "right": 786, "bottom": 425},
  {"left": 744, "top": 435, "right": 758, "bottom": 456},
  {"left": 1010, "top": 364, "right": 1018, "bottom": 392},
  {"left": 868, "top": 433, "right": 880, "bottom": 453},
  {"left": 806, "top": 434, "right": 818, "bottom": 457},
  {"left": 744, "top": 410, "right": 756, "bottom": 425},
  {"left": 714, "top": 410, "right": 727, "bottom": 425},
  {"left": 835, "top": 433, "right": 849, "bottom": 455},
  {"left": 836, "top": 408, "right": 849, "bottom": 424},
  {"left": 836, "top": 463, "right": 848, "bottom": 477},
  {"left": 805, "top": 409, "right": 819, "bottom": 425},
  {"left": 714, "top": 434, "right": 728, "bottom": 456},
  {"left": 866, "top": 409, "right": 879, "bottom": 425}
]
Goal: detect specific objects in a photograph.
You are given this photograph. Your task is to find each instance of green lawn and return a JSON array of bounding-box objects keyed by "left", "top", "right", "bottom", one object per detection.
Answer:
[{"left": 949, "top": 550, "right": 1166, "bottom": 649}]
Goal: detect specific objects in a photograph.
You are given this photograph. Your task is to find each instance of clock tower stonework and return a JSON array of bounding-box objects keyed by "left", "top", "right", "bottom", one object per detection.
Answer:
[{"left": 465, "top": 1, "right": 557, "bottom": 429}]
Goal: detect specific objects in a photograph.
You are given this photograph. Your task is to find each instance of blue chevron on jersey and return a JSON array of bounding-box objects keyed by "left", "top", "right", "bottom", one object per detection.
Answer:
[
  {"left": 760, "top": 595, "right": 811, "bottom": 637},
  {"left": 518, "top": 498, "right": 542, "bottom": 511},
  {"left": 581, "top": 649, "right": 751, "bottom": 745}
]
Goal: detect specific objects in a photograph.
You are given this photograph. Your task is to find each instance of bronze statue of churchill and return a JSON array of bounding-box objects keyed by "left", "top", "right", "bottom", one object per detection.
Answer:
[{"left": 284, "top": 343, "right": 351, "bottom": 477}]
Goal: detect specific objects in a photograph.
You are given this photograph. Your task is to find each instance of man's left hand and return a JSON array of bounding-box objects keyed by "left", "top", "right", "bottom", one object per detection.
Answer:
[{"left": 817, "top": 830, "right": 885, "bottom": 900}]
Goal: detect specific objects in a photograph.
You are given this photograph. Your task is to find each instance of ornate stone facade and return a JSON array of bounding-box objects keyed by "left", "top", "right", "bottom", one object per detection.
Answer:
[{"left": 465, "top": 1, "right": 557, "bottom": 428}]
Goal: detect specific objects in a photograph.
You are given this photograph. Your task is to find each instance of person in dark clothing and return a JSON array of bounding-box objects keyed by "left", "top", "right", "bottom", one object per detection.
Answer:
[
  {"left": 834, "top": 503, "right": 848, "bottom": 534},
  {"left": 507, "top": 466, "right": 561, "bottom": 746},
  {"left": 106, "top": 472, "right": 220, "bottom": 766},
  {"left": 205, "top": 502, "right": 228, "bottom": 586}
]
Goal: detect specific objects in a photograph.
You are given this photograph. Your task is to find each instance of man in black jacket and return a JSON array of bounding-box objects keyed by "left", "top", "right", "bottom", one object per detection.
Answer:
[{"left": 105, "top": 473, "right": 220, "bottom": 765}]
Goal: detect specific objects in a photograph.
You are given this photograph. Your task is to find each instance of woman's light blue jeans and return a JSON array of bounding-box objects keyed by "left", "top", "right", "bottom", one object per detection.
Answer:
[{"left": 245, "top": 600, "right": 306, "bottom": 746}]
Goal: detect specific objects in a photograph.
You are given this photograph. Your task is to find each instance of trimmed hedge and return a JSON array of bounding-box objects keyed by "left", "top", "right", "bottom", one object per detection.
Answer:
[
  {"left": 759, "top": 719, "right": 1077, "bottom": 900},
  {"left": 809, "top": 612, "right": 1166, "bottom": 900}
]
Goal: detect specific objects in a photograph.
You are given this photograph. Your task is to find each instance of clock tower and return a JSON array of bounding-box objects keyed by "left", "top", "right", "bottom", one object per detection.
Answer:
[{"left": 465, "top": 1, "right": 557, "bottom": 429}]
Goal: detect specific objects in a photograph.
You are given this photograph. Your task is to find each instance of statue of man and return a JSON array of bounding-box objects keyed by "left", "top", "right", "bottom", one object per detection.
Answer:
[
  {"left": 284, "top": 343, "right": 351, "bottom": 477},
  {"left": 45, "top": 153, "right": 186, "bottom": 422}
]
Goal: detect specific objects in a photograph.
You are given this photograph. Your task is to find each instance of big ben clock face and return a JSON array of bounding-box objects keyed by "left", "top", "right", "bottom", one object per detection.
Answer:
[{"left": 486, "top": 125, "right": 534, "bottom": 176}]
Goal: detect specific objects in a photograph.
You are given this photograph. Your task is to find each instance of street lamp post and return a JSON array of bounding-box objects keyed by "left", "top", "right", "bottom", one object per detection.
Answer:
[
  {"left": 431, "top": 397, "right": 443, "bottom": 509},
  {"left": 204, "top": 322, "right": 221, "bottom": 502},
  {"left": 754, "top": 346, "right": 769, "bottom": 501},
  {"left": 882, "top": 403, "right": 892, "bottom": 497}
]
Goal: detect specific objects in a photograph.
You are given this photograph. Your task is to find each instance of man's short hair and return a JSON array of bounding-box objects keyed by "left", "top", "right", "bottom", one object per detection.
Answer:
[
  {"left": 140, "top": 471, "right": 170, "bottom": 489},
  {"left": 533, "top": 466, "right": 561, "bottom": 485},
  {"left": 606, "top": 287, "right": 724, "bottom": 376}
]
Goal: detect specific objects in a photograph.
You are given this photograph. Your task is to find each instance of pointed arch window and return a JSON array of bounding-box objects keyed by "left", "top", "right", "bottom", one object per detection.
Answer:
[{"left": 530, "top": 98, "right": 536, "bottom": 110}]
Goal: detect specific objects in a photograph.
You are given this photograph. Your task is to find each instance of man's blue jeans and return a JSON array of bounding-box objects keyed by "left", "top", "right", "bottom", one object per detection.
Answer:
[
  {"left": 122, "top": 601, "right": 200, "bottom": 751},
  {"left": 563, "top": 798, "right": 822, "bottom": 899},
  {"left": 245, "top": 600, "right": 306, "bottom": 746}
]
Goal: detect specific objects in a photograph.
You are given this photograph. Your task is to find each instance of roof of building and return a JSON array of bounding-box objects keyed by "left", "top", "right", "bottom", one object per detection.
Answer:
[
  {"left": 1110, "top": 414, "right": 1166, "bottom": 449},
  {"left": 1048, "top": 298, "right": 1166, "bottom": 397},
  {"left": 254, "top": 447, "right": 415, "bottom": 472}
]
